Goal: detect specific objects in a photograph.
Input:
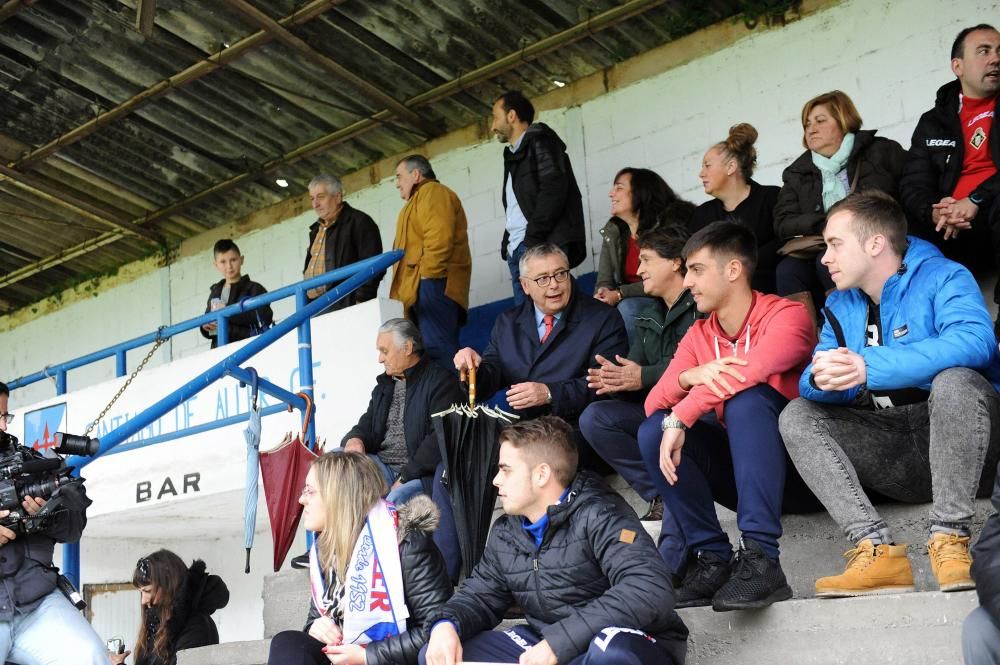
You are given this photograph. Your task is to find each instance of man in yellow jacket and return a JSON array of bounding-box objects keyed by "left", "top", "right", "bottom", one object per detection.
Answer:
[{"left": 390, "top": 155, "right": 472, "bottom": 369}]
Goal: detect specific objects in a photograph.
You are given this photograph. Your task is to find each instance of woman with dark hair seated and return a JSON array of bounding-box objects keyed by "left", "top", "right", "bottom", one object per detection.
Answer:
[
  {"left": 774, "top": 90, "right": 906, "bottom": 324},
  {"left": 268, "top": 452, "right": 451, "bottom": 665},
  {"left": 110, "top": 550, "right": 229, "bottom": 665},
  {"left": 595, "top": 167, "right": 694, "bottom": 343},
  {"left": 691, "top": 123, "right": 780, "bottom": 294}
]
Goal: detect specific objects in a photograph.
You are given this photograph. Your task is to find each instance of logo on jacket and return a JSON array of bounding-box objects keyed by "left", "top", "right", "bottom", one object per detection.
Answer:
[
  {"left": 926, "top": 139, "right": 956, "bottom": 147},
  {"left": 892, "top": 325, "right": 909, "bottom": 339},
  {"left": 971, "top": 126, "right": 987, "bottom": 150}
]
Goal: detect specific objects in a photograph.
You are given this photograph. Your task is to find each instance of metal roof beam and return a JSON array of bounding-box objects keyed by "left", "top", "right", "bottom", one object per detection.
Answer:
[
  {"left": 0, "top": 0, "right": 36, "bottom": 23},
  {"left": 11, "top": 0, "right": 345, "bottom": 170},
  {"left": 0, "top": 164, "right": 164, "bottom": 244},
  {"left": 219, "top": 0, "right": 436, "bottom": 138},
  {"left": 135, "top": 0, "right": 156, "bottom": 37}
]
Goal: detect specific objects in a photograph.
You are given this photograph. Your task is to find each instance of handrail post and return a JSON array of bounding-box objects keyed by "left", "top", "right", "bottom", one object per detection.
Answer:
[
  {"left": 295, "top": 287, "right": 316, "bottom": 447},
  {"left": 217, "top": 314, "right": 229, "bottom": 347},
  {"left": 55, "top": 376, "right": 80, "bottom": 587},
  {"left": 115, "top": 350, "right": 127, "bottom": 377}
]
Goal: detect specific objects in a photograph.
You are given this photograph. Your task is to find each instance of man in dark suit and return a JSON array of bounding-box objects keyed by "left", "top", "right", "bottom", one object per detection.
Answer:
[{"left": 453, "top": 243, "right": 628, "bottom": 466}]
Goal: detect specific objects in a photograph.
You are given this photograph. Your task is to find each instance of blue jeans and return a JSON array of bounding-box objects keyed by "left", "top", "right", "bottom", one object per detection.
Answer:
[
  {"left": 638, "top": 385, "right": 794, "bottom": 561},
  {"left": 616, "top": 296, "right": 657, "bottom": 347},
  {"left": 580, "top": 399, "right": 687, "bottom": 573},
  {"left": 368, "top": 455, "right": 424, "bottom": 505},
  {"left": 0, "top": 590, "right": 108, "bottom": 664},
  {"left": 964, "top": 606, "right": 1000, "bottom": 665},
  {"left": 506, "top": 242, "right": 528, "bottom": 307},
  {"left": 412, "top": 278, "right": 462, "bottom": 372},
  {"left": 419, "top": 624, "right": 679, "bottom": 665}
]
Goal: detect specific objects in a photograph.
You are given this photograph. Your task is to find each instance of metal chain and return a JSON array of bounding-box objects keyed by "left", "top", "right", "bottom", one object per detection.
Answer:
[{"left": 83, "top": 328, "right": 169, "bottom": 437}]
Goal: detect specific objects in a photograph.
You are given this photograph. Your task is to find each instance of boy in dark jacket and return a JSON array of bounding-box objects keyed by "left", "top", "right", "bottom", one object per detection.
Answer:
[
  {"left": 420, "top": 416, "right": 687, "bottom": 665},
  {"left": 200, "top": 239, "right": 273, "bottom": 348}
]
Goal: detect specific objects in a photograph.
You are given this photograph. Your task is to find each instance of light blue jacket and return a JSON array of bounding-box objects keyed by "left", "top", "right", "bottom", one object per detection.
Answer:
[{"left": 799, "top": 236, "right": 1000, "bottom": 403}]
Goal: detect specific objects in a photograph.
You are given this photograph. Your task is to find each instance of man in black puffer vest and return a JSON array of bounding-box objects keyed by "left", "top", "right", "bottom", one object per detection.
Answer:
[
  {"left": 491, "top": 91, "right": 586, "bottom": 306},
  {"left": 420, "top": 416, "right": 688, "bottom": 665}
]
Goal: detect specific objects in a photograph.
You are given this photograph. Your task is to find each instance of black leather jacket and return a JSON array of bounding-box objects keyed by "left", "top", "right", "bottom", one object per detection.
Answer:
[
  {"left": 200, "top": 274, "right": 273, "bottom": 348},
  {"left": 303, "top": 496, "right": 452, "bottom": 665},
  {"left": 303, "top": 202, "right": 384, "bottom": 310},
  {"left": 501, "top": 122, "right": 586, "bottom": 268}
]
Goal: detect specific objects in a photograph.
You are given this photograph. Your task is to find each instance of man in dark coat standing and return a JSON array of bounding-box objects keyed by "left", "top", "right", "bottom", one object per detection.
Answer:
[
  {"left": 303, "top": 174, "right": 384, "bottom": 311},
  {"left": 491, "top": 91, "right": 586, "bottom": 305},
  {"left": 420, "top": 416, "right": 687, "bottom": 665},
  {"left": 452, "top": 244, "right": 627, "bottom": 468}
]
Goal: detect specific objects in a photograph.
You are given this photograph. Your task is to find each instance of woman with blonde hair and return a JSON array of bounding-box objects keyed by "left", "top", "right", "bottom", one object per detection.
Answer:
[
  {"left": 774, "top": 90, "right": 906, "bottom": 321},
  {"left": 691, "top": 123, "right": 781, "bottom": 293},
  {"left": 268, "top": 452, "right": 451, "bottom": 665},
  {"left": 110, "top": 550, "right": 229, "bottom": 665}
]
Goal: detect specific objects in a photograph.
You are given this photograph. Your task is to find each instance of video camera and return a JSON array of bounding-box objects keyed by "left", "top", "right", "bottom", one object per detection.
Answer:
[{"left": 0, "top": 430, "right": 98, "bottom": 535}]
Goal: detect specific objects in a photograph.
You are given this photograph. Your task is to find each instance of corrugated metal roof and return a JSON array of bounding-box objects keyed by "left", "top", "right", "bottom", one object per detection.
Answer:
[{"left": 0, "top": 0, "right": 747, "bottom": 310}]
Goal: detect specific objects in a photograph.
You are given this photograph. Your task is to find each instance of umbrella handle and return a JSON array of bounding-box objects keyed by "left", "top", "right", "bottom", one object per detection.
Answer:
[
  {"left": 245, "top": 548, "right": 251, "bottom": 574},
  {"left": 288, "top": 392, "right": 315, "bottom": 447},
  {"left": 468, "top": 365, "right": 476, "bottom": 409}
]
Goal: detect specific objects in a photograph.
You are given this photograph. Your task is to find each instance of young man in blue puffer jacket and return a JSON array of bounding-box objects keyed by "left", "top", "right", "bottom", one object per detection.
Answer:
[{"left": 780, "top": 191, "right": 1000, "bottom": 598}]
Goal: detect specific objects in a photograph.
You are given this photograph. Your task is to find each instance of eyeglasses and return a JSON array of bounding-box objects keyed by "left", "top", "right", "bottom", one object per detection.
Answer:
[
  {"left": 527, "top": 269, "right": 570, "bottom": 288},
  {"left": 300, "top": 485, "right": 318, "bottom": 499},
  {"left": 0, "top": 414, "right": 14, "bottom": 425}
]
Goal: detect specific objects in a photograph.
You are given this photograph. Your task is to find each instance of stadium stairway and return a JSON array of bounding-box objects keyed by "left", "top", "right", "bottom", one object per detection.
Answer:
[{"left": 178, "top": 478, "right": 990, "bottom": 665}]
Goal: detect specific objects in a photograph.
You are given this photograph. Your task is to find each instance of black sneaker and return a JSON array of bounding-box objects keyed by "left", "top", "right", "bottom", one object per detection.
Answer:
[
  {"left": 674, "top": 549, "right": 731, "bottom": 608},
  {"left": 290, "top": 551, "right": 309, "bottom": 569},
  {"left": 711, "top": 537, "right": 792, "bottom": 612},
  {"left": 640, "top": 497, "right": 663, "bottom": 522}
]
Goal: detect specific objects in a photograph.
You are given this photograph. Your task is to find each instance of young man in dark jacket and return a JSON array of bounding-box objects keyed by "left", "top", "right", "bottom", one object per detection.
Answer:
[
  {"left": 303, "top": 174, "right": 384, "bottom": 311},
  {"left": 580, "top": 224, "right": 698, "bottom": 569},
  {"left": 420, "top": 416, "right": 688, "bottom": 665},
  {"left": 900, "top": 25, "right": 1000, "bottom": 308},
  {"left": 491, "top": 91, "right": 586, "bottom": 305},
  {"left": 200, "top": 239, "right": 273, "bottom": 348},
  {"left": 964, "top": 459, "right": 1000, "bottom": 664}
]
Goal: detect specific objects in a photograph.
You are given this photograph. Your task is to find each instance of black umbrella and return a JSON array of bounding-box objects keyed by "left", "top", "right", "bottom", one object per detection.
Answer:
[{"left": 433, "top": 367, "right": 518, "bottom": 578}]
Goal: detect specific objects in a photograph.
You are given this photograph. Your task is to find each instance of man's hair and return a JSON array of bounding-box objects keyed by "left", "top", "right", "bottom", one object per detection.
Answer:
[
  {"left": 826, "top": 190, "right": 908, "bottom": 257},
  {"left": 0, "top": 382, "right": 8, "bottom": 397},
  {"left": 308, "top": 174, "right": 343, "bottom": 196},
  {"left": 213, "top": 239, "right": 240, "bottom": 257},
  {"left": 637, "top": 224, "right": 691, "bottom": 275},
  {"left": 398, "top": 154, "right": 436, "bottom": 180},
  {"left": 518, "top": 243, "right": 569, "bottom": 276},
  {"left": 800, "top": 90, "right": 863, "bottom": 149},
  {"left": 500, "top": 416, "right": 577, "bottom": 487},
  {"left": 952, "top": 24, "right": 998, "bottom": 59},
  {"left": 378, "top": 317, "right": 424, "bottom": 356},
  {"left": 495, "top": 90, "right": 535, "bottom": 125},
  {"left": 683, "top": 221, "right": 758, "bottom": 278}
]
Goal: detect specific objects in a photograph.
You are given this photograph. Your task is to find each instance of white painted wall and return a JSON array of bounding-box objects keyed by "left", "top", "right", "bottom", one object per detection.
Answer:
[{"left": 0, "top": 0, "right": 998, "bottom": 644}]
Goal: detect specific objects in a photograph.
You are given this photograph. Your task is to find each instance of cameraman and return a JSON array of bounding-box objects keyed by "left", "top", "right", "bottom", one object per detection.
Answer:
[{"left": 0, "top": 381, "right": 108, "bottom": 663}]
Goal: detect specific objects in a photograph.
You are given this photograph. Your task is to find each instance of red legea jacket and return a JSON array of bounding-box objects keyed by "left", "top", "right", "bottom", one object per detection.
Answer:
[{"left": 644, "top": 292, "right": 815, "bottom": 427}]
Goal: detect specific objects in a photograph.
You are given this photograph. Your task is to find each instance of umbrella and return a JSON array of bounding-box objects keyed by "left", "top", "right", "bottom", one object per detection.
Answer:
[
  {"left": 242, "top": 369, "right": 261, "bottom": 574},
  {"left": 260, "top": 393, "right": 318, "bottom": 572},
  {"left": 433, "top": 366, "right": 518, "bottom": 578}
]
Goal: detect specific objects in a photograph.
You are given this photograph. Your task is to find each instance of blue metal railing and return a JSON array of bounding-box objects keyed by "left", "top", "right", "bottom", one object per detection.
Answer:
[{"left": 8, "top": 250, "right": 402, "bottom": 585}]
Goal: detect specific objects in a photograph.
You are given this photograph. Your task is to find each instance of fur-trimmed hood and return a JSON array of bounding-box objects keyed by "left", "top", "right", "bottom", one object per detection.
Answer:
[{"left": 395, "top": 494, "right": 439, "bottom": 543}]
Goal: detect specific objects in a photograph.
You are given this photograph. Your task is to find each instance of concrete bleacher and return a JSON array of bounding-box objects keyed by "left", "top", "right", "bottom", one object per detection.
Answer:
[{"left": 178, "top": 477, "right": 989, "bottom": 665}]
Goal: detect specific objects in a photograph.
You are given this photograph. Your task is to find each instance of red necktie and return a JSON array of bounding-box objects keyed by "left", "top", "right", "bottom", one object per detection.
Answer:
[{"left": 541, "top": 314, "right": 555, "bottom": 343}]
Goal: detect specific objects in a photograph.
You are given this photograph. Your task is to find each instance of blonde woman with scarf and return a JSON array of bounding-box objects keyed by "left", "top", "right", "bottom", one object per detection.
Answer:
[
  {"left": 268, "top": 452, "right": 451, "bottom": 665},
  {"left": 774, "top": 90, "right": 907, "bottom": 326}
]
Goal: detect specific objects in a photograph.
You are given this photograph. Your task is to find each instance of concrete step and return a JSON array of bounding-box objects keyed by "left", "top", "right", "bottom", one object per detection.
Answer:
[
  {"left": 262, "top": 568, "right": 309, "bottom": 638},
  {"left": 682, "top": 590, "right": 978, "bottom": 665}
]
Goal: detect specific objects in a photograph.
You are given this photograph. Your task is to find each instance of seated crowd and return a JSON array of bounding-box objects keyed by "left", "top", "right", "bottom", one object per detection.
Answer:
[{"left": 199, "top": 22, "right": 1000, "bottom": 665}]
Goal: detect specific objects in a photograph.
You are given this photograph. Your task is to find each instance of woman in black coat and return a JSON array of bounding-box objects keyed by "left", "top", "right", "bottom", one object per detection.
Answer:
[
  {"left": 110, "top": 550, "right": 230, "bottom": 665},
  {"left": 773, "top": 90, "right": 907, "bottom": 322},
  {"left": 268, "top": 452, "right": 451, "bottom": 665}
]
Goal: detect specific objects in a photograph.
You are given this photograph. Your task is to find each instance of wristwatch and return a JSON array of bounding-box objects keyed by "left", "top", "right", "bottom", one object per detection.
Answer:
[
  {"left": 545, "top": 387, "right": 553, "bottom": 404},
  {"left": 661, "top": 413, "right": 686, "bottom": 432},
  {"left": 969, "top": 192, "right": 984, "bottom": 206}
]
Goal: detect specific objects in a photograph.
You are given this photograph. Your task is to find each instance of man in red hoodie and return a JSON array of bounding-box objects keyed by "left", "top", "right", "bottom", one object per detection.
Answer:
[{"left": 637, "top": 221, "right": 816, "bottom": 612}]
